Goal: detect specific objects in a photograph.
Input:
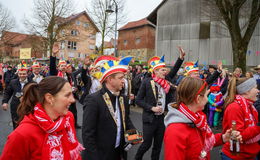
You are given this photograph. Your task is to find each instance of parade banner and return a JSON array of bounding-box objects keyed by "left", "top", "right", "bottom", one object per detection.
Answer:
[{"left": 20, "top": 48, "right": 31, "bottom": 59}]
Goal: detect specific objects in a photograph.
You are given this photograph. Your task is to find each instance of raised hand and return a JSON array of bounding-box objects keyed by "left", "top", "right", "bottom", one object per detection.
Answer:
[
  {"left": 217, "top": 61, "right": 223, "bottom": 72},
  {"left": 177, "top": 46, "right": 186, "bottom": 60},
  {"left": 52, "top": 45, "right": 59, "bottom": 57}
]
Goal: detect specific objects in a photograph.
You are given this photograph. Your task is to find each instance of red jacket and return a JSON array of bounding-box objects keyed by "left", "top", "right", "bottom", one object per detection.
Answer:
[
  {"left": 222, "top": 102, "right": 260, "bottom": 160},
  {"left": 164, "top": 106, "right": 223, "bottom": 160},
  {"left": 0, "top": 112, "right": 81, "bottom": 160}
]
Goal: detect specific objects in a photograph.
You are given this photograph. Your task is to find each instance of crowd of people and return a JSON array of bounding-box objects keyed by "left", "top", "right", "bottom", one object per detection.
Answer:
[{"left": 0, "top": 46, "right": 259, "bottom": 160}]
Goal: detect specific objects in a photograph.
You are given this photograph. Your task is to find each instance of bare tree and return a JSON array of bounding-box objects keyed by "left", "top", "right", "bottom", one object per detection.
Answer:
[
  {"left": 0, "top": 3, "right": 15, "bottom": 36},
  {"left": 24, "top": 0, "right": 74, "bottom": 56},
  {"left": 87, "top": 0, "right": 127, "bottom": 54},
  {"left": 205, "top": 0, "right": 260, "bottom": 72}
]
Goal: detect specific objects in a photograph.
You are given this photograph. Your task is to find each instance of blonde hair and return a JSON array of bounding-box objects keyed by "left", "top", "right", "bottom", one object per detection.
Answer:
[{"left": 224, "top": 77, "right": 249, "bottom": 108}]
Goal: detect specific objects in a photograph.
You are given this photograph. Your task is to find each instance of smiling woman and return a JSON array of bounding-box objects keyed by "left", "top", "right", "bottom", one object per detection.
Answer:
[{"left": 0, "top": 76, "right": 84, "bottom": 160}]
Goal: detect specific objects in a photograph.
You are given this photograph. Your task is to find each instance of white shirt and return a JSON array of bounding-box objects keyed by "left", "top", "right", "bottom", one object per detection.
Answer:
[
  {"left": 108, "top": 89, "right": 122, "bottom": 148},
  {"left": 90, "top": 78, "right": 101, "bottom": 94},
  {"left": 155, "top": 83, "right": 166, "bottom": 115},
  {"left": 115, "top": 97, "right": 121, "bottom": 148},
  {"left": 33, "top": 73, "right": 43, "bottom": 84}
]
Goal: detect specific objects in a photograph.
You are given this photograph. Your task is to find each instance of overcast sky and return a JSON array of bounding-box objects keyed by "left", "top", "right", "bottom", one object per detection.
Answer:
[{"left": 0, "top": 0, "right": 162, "bottom": 33}]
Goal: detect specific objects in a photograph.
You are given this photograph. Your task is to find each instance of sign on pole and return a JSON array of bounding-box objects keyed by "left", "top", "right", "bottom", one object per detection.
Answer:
[{"left": 20, "top": 48, "right": 31, "bottom": 59}]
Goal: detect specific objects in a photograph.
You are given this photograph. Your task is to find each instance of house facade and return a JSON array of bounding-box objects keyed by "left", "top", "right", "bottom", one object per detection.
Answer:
[
  {"left": 56, "top": 11, "right": 99, "bottom": 59},
  {"left": 0, "top": 31, "right": 46, "bottom": 61},
  {"left": 148, "top": 0, "right": 260, "bottom": 66},
  {"left": 117, "top": 18, "right": 155, "bottom": 61}
]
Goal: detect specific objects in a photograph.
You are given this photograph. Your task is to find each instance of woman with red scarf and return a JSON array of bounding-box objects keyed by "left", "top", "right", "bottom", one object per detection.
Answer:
[
  {"left": 0, "top": 76, "right": 84, "bottom": 160},
  {"left": 222, "top": 77, "right": 260, "bottom": 160},
  {"left": 164, "top": 77, "right": 241, "bottom": 160}
]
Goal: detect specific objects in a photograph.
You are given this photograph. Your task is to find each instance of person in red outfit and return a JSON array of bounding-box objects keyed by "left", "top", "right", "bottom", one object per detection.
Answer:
[
  {"left": 164, "top": 77, "right": 241, "bottom": 160},
  {"left": 0, "top": 76, "right": 84, "bottom": 160},
  {"left": 222, "top": 77, "right": 260, "bottom": 160}
]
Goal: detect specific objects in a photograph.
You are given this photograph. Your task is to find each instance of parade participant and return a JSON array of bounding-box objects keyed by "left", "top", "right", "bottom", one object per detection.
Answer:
[
  {"left": 233, "top": 67, "right": 243, "bottom": 78},
  {"left": 208, "top": 83, "right": 224, "bottom": 127},
  {"left": 1, "top": 62, "right": 32, "bottom": 129},
  {"left": 4, "top": 65, "right": 14, "bottom": 88},
  {"left": 222, "top": 77, "right": 260, "bottom": 160},
  {"left": 253, "top": 64, "right": 260, "bottom": 89},
  {"left": 28, "top": 61, "right": 44, "bottom": 83},
  {"left": 123, "top": 67, "right": 135, "bottom": 105},
  {"left": 0, "top": 76, "right": 84, "bottom": 160},
  {"left": 82, "top": 56, "right": 136, "bottom": 160},
  {"left": 66, "top": 63, "right": 82, "bottom": 129},
  {"left": 134, "top": 47, "right": 185, "bottom": 160},
  {"left": 184, "top": 61, "right": 222, "bottom": 85},
  {"left": 164, "top": 77, "right": 242, "bottom": 160}
]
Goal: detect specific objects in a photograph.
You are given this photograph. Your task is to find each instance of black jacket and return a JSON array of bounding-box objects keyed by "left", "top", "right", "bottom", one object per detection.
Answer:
[
  {"left": 4, "top": 70, "right": 15, "bottom": 85},
  {"left": 82, "top": 85, "right": 135, "bottom": 160},
  {"left": 2, "top": 78, "right": 32, "bottom": 109},
  {"left": 79, "top": 67, "right": 92, "bottom": 104},
  {"left": 136, "top": 57, "right": 184, "bottom": 123}
]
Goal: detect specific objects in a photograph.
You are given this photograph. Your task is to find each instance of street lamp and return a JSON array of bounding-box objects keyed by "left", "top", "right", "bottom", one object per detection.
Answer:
[{"left": 106, "top": 0, "right": 118, "bottom": 57}]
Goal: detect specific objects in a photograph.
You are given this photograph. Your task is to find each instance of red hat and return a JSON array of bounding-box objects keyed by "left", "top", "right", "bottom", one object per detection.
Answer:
[{"left": 210, "top": 84, "right": 220, "bottom": 92}]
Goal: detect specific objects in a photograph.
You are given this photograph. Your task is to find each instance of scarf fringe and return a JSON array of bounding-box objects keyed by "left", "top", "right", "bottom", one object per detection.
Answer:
[{"left": 70, "top": 143, "right": 85, "bottom": 160}]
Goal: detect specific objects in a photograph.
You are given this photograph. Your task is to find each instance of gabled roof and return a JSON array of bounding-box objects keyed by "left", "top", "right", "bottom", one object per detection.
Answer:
[
  {"left": 57, "top": 11, "right": 100, "bottom": 32},
  {"left": 118, "top": 18, "right": 155, "bottom": 31},
  {"left": 1, "top": 31, "right": 43, "bottom": 46},
  {"left": 147, "top": 0, "right": 167, "bottom": 25}
]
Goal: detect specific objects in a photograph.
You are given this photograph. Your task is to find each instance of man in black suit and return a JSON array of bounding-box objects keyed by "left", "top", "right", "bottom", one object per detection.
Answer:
[
  {"left": 82, "top": 57, "right": 135, "bottom": 160},
  {"left": 135, "top": 47, "right": 185, "bottom": 160},
  {"left": 28, "top": 62, "right": 44, "bottom": 83},
  {"left": 2, "top": 63, "right": 32, "bottom": 129}
]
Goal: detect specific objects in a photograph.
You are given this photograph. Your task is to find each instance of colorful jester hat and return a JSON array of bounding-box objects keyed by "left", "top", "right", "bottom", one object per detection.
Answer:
[
  {"left": 100, "top": 56, "right": 133, "bottom": 83},
  {"left": 210, "top": 83, "right": 221, "bottom": 92},
  {"left": 184, "top": 61, "right": 199, "bottom": 76},
  {"left": 148, "top": 56, "right": 166, "bottom": 72},
  {"left": 17, "top": 60, "right": 28, "bottom": 71},
  {"left": 32, "top": 61, "right": 41, "bottom": 68},
  {"left": 90, "top": 55, "right": 119, "bottom": 80},
  {"left": 58, "top": 59, "right": 67, "bottom": 66}
]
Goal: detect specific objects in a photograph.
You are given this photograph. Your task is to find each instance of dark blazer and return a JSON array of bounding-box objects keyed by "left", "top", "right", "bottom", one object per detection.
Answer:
[
  {"left": 49, "top": 56, "right": 73, "bottom": 83},
  {"left": 79, "top": 67, "right": 92, "bottom": 104},
  {"left": 82, "top": 85, "right": 135, "bottom": 160},
  {"left": 136, "top": 57, "right": 184, "bottom": 123},
  {"left": 2, "top": 78, "right": 32, "bottom": 114}
]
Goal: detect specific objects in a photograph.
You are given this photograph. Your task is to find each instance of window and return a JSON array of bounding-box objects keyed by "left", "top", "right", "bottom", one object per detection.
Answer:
[
  {"left": 135, "top": 38, "right": 141, "bottom": 44},
  {"left": 76, "top": 20, "right": 81, "bottom": 25},
  {"left": 68, "top": 52, "right": 74, "bottom": 58},
  {"left": 61, "top": 30, "right": 65, "bottom": 36},
  {"left": 84, "top": 23, "right": 89, "bottom": 28},
  {"left": 68, "top": 41, "right": 77, "bottom": 50},
  {"left": 89, "top": 45, "right": 95, "bottom": 50},
  {"left": 89, "top": 34, "right": 95, "bottom": 40},
  {"left": 60, "top": 41, "right": 65, "bottom": 49},
  {"left": 199, "top": 22, "right": 210, "bottom": 39},
  {"left": 124, "top": 40, "right": 128, "bottom": 46},
  {"left": 71, "top": 30, "right": 78, "bottom": 36}
]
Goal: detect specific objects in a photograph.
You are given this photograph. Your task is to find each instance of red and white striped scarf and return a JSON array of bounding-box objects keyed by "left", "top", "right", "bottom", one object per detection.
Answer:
[
  {"left": 179, "top": 103, "right": 215, "bottom": 158},
  {"left": 152, "top": 73, "right": 170, "bottom": 93},
  {"left": 33, "top": 103, "right": 84, "bottom": 160},
  {"left": 57, "top": 71, "right": 64, "bottom": 78},
  {"left": 234, "top": 95, "right": 260, "bottom": 144}
]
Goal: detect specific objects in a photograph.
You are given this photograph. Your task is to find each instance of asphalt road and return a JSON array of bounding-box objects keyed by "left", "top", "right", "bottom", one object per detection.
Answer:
[{"left": 0, "top": 97, "right": 222, "bottom": 159}]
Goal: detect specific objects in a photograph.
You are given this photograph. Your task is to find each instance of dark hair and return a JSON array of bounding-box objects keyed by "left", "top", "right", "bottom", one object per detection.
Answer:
[
  {"left": 224, "top": 77, "right": 249, "bottom": 108},
  {"left": 17, "top": 76, "right": 68, "bottom": 124},
  {"left": 172, "top": 77, "right": 207, "bottom": 108}
]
